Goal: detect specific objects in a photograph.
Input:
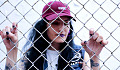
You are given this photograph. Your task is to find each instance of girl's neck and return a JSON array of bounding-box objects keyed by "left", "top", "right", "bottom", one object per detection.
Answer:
[{"left": 48, "top": 42, "right": 61, "bottom": 50}]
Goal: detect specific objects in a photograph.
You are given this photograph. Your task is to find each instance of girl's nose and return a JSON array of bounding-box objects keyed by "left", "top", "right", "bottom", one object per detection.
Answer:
[{"left": 58, "top": 23, "right": 65, "bottom": 32}]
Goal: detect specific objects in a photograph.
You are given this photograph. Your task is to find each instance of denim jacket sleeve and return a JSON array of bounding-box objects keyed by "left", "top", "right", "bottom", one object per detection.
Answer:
[{"left": 70, "top": 45, "right": 85, "bottom": 70}]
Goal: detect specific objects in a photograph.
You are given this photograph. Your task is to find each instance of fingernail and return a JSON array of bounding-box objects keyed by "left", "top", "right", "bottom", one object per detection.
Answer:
[
  {"left": 6, "top": 32, "right": 9, "bottom": 35},
  {"left": 90, "top": 34, "right": 93, "bottom": 36},
  {"left": 100, "top": 42, "right": 105, "bottom": 46},
  {"left": 84, "top": 41, "right": 87, "bottom": 44},
  {"left": 12, "top": 25, "right": 15, "bottom": 28},
  {"left": 100, "top": 42, "right": 102, "bottom": 44},
  {"left": 90, "top": 33, "right": 94, "bottom": 36},
  {"left": 6, "top": 37, "right": 9, "bottom": 40}
]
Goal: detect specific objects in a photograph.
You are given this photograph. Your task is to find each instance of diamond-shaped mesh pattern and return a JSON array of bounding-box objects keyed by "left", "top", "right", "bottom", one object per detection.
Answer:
[{"left": 0, "top": 0, "right": 120, "bottom": 70}]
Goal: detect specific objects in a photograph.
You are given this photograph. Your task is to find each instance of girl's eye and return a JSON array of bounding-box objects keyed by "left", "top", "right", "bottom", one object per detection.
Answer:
[
  {"left": 52, "top": 22, "right": 59, "bottom": 25},
  {"left": 64, "top": 19, "right": 70, "bottom": 25}
]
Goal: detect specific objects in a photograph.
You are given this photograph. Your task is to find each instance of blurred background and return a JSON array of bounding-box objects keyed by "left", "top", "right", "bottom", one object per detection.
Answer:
[{"left": 0, "top": 0, "right": 120, "bottom": 70}]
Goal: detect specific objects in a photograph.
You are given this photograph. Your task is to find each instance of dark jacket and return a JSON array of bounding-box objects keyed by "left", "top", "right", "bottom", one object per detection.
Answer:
[{"left": 41, "top": 45, "right": 85, "bottom": 70}]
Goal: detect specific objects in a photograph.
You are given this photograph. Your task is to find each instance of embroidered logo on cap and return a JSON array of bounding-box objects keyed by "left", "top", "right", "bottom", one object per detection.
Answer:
[{"left": 58, "top": 7, "right": 66, "bottom": 10}]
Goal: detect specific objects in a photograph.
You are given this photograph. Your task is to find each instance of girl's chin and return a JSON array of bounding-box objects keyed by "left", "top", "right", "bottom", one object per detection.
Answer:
[
  {"left": 51, "top": 37, "right": 67, "bottom": 43},
  {"left": 54, "top": 41, "right": 65, "bottom": 43},
  {"left": 53, "top": 39, "right": 66, "bottom": 43}
]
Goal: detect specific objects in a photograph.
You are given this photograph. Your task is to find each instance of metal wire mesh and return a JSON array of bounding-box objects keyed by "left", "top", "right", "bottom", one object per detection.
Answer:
[{"left": 0, "top": 0, "right": 120, "bottom": 70}]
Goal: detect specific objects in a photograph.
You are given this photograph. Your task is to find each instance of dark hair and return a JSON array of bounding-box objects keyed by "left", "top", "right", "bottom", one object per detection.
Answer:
[{"left": 23, "top": 19, "right": 75, "bottom": 69}]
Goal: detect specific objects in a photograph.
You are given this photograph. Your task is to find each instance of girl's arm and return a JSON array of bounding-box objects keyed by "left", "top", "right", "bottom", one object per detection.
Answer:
[
  {"left": 0, "top": 23, "right": 18, "bottom": 69},
  {"left": 81, "top": 28, "right": 108, "bottom": 70},
  {"left": 5, "top": 49, "right": 18, "bottom": 70},
  {"left": 83, "top": 51, "right": 91, "bottom": 70},
  {"left": 83, "top": 52, "right": 100, "bottom": 70}
]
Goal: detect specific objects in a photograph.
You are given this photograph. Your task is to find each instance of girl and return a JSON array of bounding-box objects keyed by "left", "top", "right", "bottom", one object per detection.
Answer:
[{"left": 0, "top": 1, "right": 108, "bottom": 70}]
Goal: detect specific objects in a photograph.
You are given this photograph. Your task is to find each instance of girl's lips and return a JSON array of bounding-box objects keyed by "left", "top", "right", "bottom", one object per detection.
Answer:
[
  {"left": 60, "top": 34, "right": 65, "bottom": 37},
  {"left": 56, "top": 34, "right": 65, "bottom": 37}
]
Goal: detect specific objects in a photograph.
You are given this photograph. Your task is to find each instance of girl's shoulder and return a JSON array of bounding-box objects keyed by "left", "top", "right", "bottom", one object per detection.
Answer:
[
  {"left": 72, "top": 44, "right": 85, "bottom": 58},
  {"left": 72, "top": 44, "right": 85, "bottom": 51}
]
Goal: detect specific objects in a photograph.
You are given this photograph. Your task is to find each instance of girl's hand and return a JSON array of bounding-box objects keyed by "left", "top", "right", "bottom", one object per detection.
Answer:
[
  {"left": 0, "top": 23, "right": 18, "bottom": 51},
  {"left": 81, "top": 28, "right": 108, "bottom": 58}
]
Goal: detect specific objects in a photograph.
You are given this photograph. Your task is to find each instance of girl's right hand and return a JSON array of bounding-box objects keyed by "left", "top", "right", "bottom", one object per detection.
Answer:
[{"left": 0, "top": 23, "right": 18, "bottom": 51}]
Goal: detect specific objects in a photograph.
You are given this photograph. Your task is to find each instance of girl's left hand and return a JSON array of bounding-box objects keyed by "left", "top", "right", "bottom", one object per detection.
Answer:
[{"left": 81, "top": 28, "right": 108, "bottom": 58}]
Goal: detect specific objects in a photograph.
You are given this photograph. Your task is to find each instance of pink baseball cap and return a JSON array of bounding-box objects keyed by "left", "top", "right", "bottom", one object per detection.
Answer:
[{"left": 42, "top": 1, "right": 75, "bottom": 21}]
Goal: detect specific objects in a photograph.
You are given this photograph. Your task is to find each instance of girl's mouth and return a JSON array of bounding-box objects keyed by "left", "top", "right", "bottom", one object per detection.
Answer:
[{"left": 60, "top": 34, "right": 65, "bottom": 37}]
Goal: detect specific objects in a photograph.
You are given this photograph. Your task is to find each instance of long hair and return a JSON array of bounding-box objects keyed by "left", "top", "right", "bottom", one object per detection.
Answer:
[{"left": 23, "top": 19, "right": 75, "bottom": 70}]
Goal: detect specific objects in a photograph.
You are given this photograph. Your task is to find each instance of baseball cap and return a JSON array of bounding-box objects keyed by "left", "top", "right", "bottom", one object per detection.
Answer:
[{"left": 42, "top": 1, "right": 75, "bottom": 21}]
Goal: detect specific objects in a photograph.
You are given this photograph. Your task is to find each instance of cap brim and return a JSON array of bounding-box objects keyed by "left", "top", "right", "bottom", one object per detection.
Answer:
[{"left": 45, "top": 13, "right": 76, "bottom": 21}]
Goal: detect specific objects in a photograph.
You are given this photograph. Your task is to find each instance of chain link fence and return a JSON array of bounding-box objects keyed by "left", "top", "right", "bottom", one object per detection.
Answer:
[{"left": 0, "top": 0, "right": 120, "bottom": 70}]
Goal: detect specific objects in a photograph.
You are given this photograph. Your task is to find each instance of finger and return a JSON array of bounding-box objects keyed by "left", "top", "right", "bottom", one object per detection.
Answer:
[
  {"left": 101, "top": 40, "right": 108, "bottom": 46},
  {"left": 5, "top": 26, "right": 11, "bottom": 40},
  {"left": 12, "top": 22, "right": 16, "bottom": 29},
  {"left": 93, "top": 32, "right": 99, "bottom": 40},
  {"left": 81, "top": 41, "right": 87, "bottom": 47},
  {"left": 6, "top": 32, "right": 17, "bottom": 43},
  {"left": 0, "top": 30, "right": 4, "bottom": 38},
  {"left": 5, "top": 26, "right": 17, "bottom": 42},
  {"left": 6, "top": 31, "right": 17, "bottom": 43},
  {"left": 96, "top": 36, "right": 103, "bottom": 43},
  {"left": 12, "top": 23, "right": 18, "bottom": 36},
  {"left": 2, "top": 29, "right": 6, "bottom": 39},
  {"left": 89, "top": 28, "right": 94, "bottom": 37},
  {"left": 5, "top": 26, "right": 11, "bottom": 32}
]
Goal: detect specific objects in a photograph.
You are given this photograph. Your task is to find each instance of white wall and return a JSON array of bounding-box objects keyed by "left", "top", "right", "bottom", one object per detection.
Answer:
[{"left": 0, "top": 0, "right": 120, "bottom": 70}]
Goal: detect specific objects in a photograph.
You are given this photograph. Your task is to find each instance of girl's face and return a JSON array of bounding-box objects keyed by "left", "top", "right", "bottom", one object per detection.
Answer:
[{"left": 47, "top": 16, "right": 70, "bottom": 43}]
